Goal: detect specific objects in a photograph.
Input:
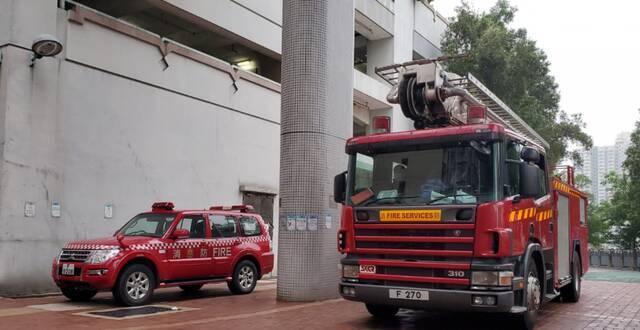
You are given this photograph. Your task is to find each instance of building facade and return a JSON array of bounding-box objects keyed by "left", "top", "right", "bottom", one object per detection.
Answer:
[
  {"left": 575, "top": 132, "right": 632, "bottom": 204},
  {"left": 0, "top": 0, "right": 448, "bottom": 295}
]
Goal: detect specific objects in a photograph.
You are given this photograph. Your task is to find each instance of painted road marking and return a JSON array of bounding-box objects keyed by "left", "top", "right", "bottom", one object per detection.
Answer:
[
  {"left": 27, "top": 302, "right": 100, "bottom": 312},
  {"left": 0, "top": 307, "right": 44, "bottom": 317}
]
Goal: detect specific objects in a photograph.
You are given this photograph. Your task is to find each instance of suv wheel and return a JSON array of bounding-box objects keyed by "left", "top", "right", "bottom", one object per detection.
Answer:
[
  {"left": 113, "top": 264, "right": 155, "bottom": 306},
  {"left": 60, "top": 286, "right": 97, "bottom": 301},
  {"left": 228, "top": 260, "right": 257, "bottom": 294},
  {"left": 180, "top": 284, "right": 204, "bottom": 293},
  {"left": 365, "top": 304, "right": 399, "bottom": 318}
]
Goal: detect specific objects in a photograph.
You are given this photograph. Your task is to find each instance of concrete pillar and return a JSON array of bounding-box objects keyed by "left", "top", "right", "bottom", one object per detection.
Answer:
[{"left": 277, "top": 0, "right": 353, "bottom": 301}]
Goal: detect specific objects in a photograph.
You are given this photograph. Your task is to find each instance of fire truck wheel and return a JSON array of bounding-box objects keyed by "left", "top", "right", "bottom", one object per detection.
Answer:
[
  {"left": 60, "top": 286, "right": 97, "bottom": 302},
  {"left": 365, "top": 304, "right": 399, "bottom": 318},
  {"left": 179, "top": 284, "right": 204, "bottom": 293},
  {"left": 561, "top": 257, "right": 581, "bottom": 302},
  {"left": 228, "top": 260, "right": 257, "bottom": 294},
  {"left": 514, "top": 261, "right": 541, "bottom": 330},
  {"left": 113, "top": 263, "right": 155, "bottom": 306}
]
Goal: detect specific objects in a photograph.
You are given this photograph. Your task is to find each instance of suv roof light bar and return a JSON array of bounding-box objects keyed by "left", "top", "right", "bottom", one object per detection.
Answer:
[
  {"left": 209, "top": 204, "right": 255, "bottom": 213},
  {"left": 151, "top": 202, "right": 174, "bottom": 211}
]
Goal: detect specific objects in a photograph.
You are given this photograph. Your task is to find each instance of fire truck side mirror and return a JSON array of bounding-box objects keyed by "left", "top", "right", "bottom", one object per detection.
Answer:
[
  {"left": 334, "top": 171, "right": 347, "bottom": 204},
  {"left": 519, "top": 162, "right": 540, "bottom": 199}
]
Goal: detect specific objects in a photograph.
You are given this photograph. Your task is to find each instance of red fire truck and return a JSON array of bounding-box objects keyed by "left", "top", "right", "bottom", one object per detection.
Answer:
[
  {"left": 334, "top": 58, "right": 588, "bottom": 329},
  {"left": 52, "top": 202, "right": 273, "bottom": 306}
]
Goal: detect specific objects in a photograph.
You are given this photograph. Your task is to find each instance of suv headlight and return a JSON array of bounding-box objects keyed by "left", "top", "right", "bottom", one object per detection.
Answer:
[{"left": 86, "top": 249, "right": 120, "bottom": 264}]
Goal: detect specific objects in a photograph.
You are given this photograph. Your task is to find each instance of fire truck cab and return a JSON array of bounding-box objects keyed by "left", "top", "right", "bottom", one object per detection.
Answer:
[
  {"left": 52, "top": 202, "right": 274, "bottom": 306},
  {"left": 334, "top": 58, "right": 588, "bottom": 329}
]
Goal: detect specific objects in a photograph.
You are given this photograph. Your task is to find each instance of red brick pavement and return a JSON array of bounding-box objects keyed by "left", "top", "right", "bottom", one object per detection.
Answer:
[{"left": 0, "top": 279, "right": 639, "bottom": 329}]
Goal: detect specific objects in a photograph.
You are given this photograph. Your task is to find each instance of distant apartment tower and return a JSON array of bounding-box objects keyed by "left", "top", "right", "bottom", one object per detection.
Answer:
[{"left": 575, "top": 132, "right": 631, "bottom": 204}]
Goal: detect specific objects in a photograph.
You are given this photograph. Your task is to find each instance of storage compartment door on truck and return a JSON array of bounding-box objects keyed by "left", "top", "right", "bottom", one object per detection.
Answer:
[{"left": 557, "top": 195, "right": 570, "bottom": 279}]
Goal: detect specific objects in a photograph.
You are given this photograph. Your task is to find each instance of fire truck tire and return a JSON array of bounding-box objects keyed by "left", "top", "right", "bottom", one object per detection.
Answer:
[
  {"left": 228, "top": 260, "right": 257, "bottom": 294},
  {"left": 365, "top": 304, "right": 399, "bottom": 319},
  {"left": 60, "top": 286, "right": 97, "bottom": 302},
  {"left": 112, "top": 263, "right": 155, "bottom": 306},
  {"left": 561, "top": 257, "right": 581, "bottom": 302},
  {"left": 513, "top": 261, "right": 541, "bottom": 330},
  {"left": 179, "top": 284, "right": 204, "bottom": 293}
]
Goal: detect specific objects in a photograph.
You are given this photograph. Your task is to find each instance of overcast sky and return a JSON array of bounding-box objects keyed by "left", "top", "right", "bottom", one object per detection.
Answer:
[{"left": 434, "top": 0, "right": 640, "bottom": 146}]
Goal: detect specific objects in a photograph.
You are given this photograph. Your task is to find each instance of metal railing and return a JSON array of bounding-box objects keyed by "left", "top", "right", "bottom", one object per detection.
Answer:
[{"left": 589, "top": 250, "right": 640, "bottom": 270}]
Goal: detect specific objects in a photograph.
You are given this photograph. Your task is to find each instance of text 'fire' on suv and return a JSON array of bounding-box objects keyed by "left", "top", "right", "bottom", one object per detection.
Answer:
[{"left": 52, "top": 202, "right": 274, "bottom": 306}]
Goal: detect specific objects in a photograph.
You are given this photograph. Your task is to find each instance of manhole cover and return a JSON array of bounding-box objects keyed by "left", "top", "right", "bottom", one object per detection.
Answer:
[{"left": 76, "top": 305, "right": 197, "bottom": 320}]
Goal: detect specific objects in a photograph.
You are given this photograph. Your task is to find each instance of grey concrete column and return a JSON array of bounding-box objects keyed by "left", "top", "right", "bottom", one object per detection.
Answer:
[{"left": 277, "top": 0, "right": 354, "bottom": 301}]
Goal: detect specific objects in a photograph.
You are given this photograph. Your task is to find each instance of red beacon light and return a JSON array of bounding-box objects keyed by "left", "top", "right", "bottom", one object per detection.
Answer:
[
  {"left": 151, "top": 202, "right": 174, "bottom": 211},
  {"left": 467, "top": 105, "right": 487, "bottom": 124},
  {"left": 372, "top": 116, "right": 391, "bottom": 134},
  {"left": 209, "top": 204, "right": 255, "bottom": 213}
]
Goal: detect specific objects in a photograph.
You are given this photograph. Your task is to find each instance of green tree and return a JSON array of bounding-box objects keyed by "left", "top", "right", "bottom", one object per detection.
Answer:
[
  {"left": 441, "top": 0, "right": 592, "bottom": 167},
  {"left": 602, "top": 109, "right": 640, "bottom": 266}
]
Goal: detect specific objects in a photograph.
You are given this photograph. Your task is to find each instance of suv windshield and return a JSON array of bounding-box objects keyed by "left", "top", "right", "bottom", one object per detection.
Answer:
[
  {"left": 348, "top": 142, "right": 497, "bottom": 206},
  {"left": 119, "top": 213, "right": 176, "bottom": 237}
]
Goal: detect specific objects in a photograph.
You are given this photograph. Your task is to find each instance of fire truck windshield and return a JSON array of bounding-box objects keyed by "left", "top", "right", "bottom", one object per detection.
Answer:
[
  {"left": 348, "top": 142, "right": 498, "bottom": 206},
  {"left": 119, "top": 213, "right": 176, "bottom": 237}
]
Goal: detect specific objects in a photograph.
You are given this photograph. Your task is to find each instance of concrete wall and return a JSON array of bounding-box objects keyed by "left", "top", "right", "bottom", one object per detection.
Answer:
[
  {"left": 0, "top": 2, "right": 280, "bottom": 295},
  {"left": 161, "top": 0, "right": 282, "bottom": 57}
]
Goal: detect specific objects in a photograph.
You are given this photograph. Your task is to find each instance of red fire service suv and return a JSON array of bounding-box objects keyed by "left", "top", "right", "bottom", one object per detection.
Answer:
[
  {"left": 334, "top": 58, "right": 588, "bottom": 329},
  {"left": 52, "top": 202, "right": 273, "bottom": 306}
]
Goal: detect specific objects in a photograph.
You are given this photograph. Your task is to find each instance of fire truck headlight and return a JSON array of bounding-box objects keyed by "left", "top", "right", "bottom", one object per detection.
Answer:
[
  {"left": 86, "top": 249, "right": 120, "bottom": 264},
  {"left": 342, "top": 265, "right": 359, "bottom": 278},
  {"left": 498, "top": 271, "right": 514, "bottom": 286},
  {"left": 472, "top": 271, "right": 513, "bottom": 286}
]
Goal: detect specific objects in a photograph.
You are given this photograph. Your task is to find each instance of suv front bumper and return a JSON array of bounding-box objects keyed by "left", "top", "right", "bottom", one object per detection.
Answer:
[
  {"left": 52, "top": 260, "right": 118, "bottom": 290},
  {"left": 339, "top": 282, "right": 517, "bottom": 313}
]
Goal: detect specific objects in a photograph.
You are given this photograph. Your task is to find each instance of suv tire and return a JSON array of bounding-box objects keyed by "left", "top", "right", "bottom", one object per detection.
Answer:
[
  {"left": 228, "top": 260, "right": 258, "bottom": 294},
  {"left": 60, "top": 286, "right": 97, "bottom": 302},
  {"left": 179, "top": 284, "right": 204, "bottom": 293},
  {"left": 365, "top": 304, "right": 399, "bottom": 318},
  {"left": 113, "top": 263, "right": 155, "bottom": 306}
]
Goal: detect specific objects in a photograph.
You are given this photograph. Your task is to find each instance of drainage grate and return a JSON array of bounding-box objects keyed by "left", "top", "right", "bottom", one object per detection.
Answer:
[
  {"left": 88, "top": 306, "right": 173, "bottom": 318},
  {"left": 76, "top": 305, "right": 196, "bottom": 320}
]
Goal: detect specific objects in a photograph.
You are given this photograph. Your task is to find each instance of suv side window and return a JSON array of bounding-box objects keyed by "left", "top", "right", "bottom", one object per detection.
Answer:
[
  {"left": 239, "top": 216, "right": 261, "bottom": 236},
  {"left": 210, "top": 215, "right": 238, "bottom": 238},
  {"left": 176, "top": 215, "right": 207, "bottom": 238}
]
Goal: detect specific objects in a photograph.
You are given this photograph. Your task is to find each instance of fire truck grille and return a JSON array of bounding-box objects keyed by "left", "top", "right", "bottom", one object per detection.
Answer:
[
  {"left": 353, "top": 223, "right": 474, "bottom": 288},
  {"left": 59, "top": 250, "right": 91, "bottom": 262}
]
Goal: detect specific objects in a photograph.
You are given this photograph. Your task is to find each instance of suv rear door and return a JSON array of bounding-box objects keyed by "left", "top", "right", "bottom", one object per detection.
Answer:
[{"left": 209, "top": 213, "right": 242, "bottom": 277}]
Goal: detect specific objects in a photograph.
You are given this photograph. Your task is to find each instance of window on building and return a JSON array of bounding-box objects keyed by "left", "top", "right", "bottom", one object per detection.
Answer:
[
  {"left": 354, "top": 33, "right": 368, "bottom": 74},
  {"left": 239, "top": 216, "right": 261, "bottom": 236},
  {"left": 75, "top": 0, "right": 281, "bottom": 82},
  {"left": 176, "top": 215, "right": 207, "bottom": 238},
  {"left": 210, "top": 215, "right": 238, "bottom": 238}
]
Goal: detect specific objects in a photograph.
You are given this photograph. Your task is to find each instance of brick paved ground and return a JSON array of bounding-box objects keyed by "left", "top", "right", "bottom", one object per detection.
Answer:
[{"left": 2, "top": 269, "right": 640, "bottom": 329}]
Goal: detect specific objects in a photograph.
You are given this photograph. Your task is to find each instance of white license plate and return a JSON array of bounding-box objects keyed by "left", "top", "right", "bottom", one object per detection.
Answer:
[
  {"left": 61, "top": 263, "right": 75, "bottom": 276},
  {"left": 389, "top": 289, "right": 429, "bottom": 301}
]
